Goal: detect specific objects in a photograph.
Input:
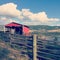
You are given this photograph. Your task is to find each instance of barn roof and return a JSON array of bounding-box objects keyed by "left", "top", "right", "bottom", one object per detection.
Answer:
[
  {"left": 5, "top": 22, "right": 22, "bottom": 27},
  {"left": 5, "top": 22, "right": 29, "bottom": 28}
]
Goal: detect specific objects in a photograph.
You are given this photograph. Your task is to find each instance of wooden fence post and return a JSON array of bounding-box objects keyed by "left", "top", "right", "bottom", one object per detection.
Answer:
[
  {"left": 33, "top": 34, "right": 37, "bottom": 60},
  {"left": 4, "top": 26, "right": 5, "bottom": 33}
]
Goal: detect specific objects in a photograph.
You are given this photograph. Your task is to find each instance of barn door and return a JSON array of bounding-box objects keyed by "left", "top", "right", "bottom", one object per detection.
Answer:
[
  {"left": 15, "top": 27, "right": 20, "bottom": 34},
  {"left": 19, "top": 26, "right": 23, "bottom": 35}
]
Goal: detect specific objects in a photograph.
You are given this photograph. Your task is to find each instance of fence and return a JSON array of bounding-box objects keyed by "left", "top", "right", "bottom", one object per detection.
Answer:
[
  {"left": 0, "top": 32, "right": 60, "bottom": 60},
  {"left": 9, "top": 34, "right": 60, "bottom": 60},
  {"left": 9, "top": 34, "right": 34, "bottom": 60}
]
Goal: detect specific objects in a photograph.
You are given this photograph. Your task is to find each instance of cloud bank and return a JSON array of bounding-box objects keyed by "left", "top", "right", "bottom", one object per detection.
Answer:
[{"left": 0, "top": 3, "right": 60, "bottom": 25}]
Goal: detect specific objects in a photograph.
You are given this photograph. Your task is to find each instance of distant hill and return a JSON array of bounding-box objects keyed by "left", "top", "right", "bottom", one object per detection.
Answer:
[
  {"left": 0, "top": 25, "right": 60, "bottom": 31},
  {"left": 29, "top": 25, "right": 60, "bottom": 35},
  {"left": 29, "top": 25, "right": 60, "bottom": 30}
]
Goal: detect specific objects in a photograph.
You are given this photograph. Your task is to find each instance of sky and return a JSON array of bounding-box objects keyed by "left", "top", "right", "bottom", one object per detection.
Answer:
[{"left": 0, "top": 0, "right": 60, "bottom": 26}]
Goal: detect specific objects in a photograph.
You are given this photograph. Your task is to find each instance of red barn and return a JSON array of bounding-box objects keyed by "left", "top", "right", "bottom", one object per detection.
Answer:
[{"left": 5, "top": 22, "right": 30, "bottom": 35}]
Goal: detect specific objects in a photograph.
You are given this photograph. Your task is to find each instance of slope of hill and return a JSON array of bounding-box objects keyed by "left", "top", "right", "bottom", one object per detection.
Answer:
[
  {"left": 29, "top": 25, "right": 60, "bottom": 30},
  {"left": 0, "top": 32, "right": 28, "bottom": 60},
  {"left": 29, "top": 25, "right": 60, "bottom": 36}
]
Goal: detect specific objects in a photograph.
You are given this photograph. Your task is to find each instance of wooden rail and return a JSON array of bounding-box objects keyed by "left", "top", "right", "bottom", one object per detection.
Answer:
[{"left": 0, "top": 32, "right": 60, "bottom": 60}]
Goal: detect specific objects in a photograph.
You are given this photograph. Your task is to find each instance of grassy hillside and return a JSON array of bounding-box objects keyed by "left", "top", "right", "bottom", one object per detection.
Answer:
[
  {"left": 0, "top": 32, "right": 28, "bottom": 60},
  {"left": 29, "top": 25, "right": 60, "bottom": 30},
  {"left": 29, "top": 25, "right": 60, "bottom": 36}
]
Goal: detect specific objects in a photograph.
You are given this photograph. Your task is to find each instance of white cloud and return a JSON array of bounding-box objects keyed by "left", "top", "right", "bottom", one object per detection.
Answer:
[
  {"left": 0, "top": 3, "right": 23, "bottom": 19},
  {"left": 22, "top": 9, "right": 59, "bottom": 22},
  {"left": 0, "top": 17, "right": 17, "bottom": 25},
  {"left": 0, "top": 3, "right": 60, "bottom": 25},
  {"left": 0, "top": 17, "right": 7, "bottom": 21}
]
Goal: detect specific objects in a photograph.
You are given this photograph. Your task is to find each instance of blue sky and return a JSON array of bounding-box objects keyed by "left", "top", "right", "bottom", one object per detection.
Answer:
[{"left": 0, "top": 0, "right": 60, "bottom": 26}]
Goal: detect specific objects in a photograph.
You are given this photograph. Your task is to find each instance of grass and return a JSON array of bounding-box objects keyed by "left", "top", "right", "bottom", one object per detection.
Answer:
[{"left": 0, "top": 47, "right": 10, "bottom": 60}]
